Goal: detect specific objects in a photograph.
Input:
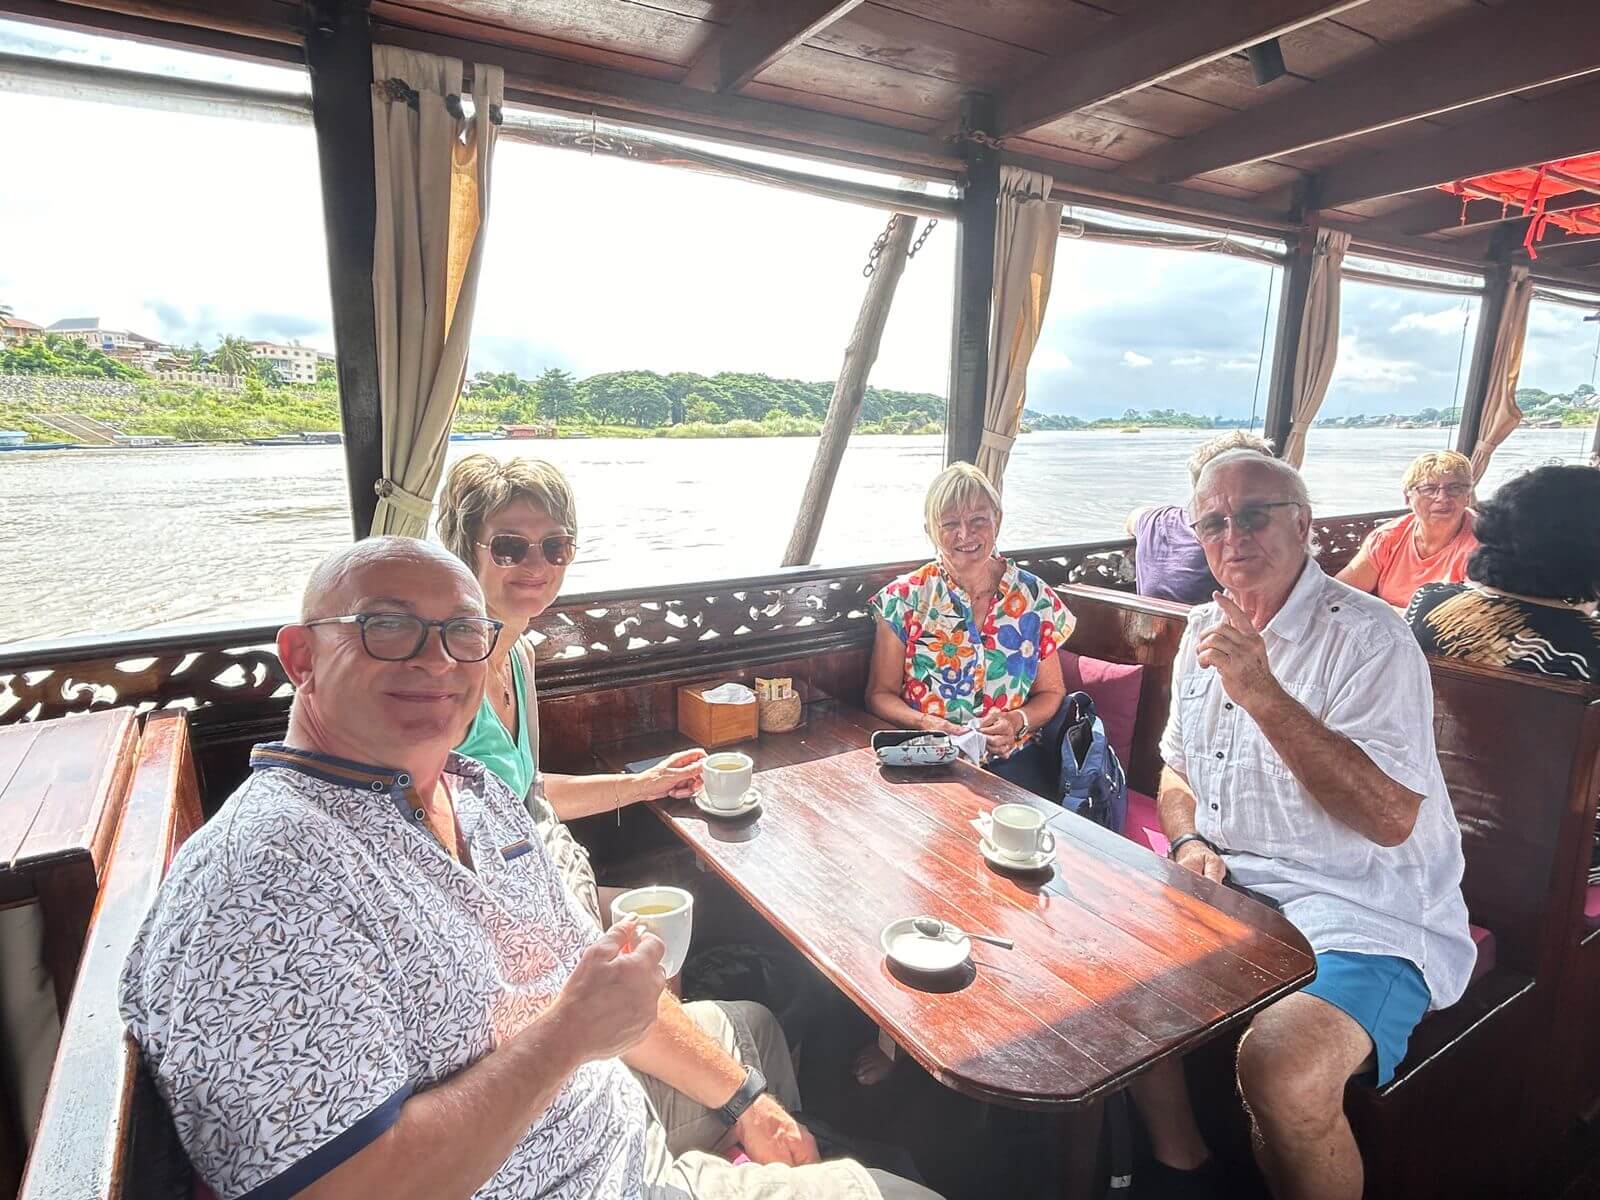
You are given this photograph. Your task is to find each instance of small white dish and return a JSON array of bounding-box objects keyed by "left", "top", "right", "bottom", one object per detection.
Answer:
[
  {"left": 978, "top": 835, "right": 1053, "bottom": 873},
  {"left": 692, "top": 786, "right": 762, "bottom": 819},
  {"left": 880, "top": 917, "right": 971, "bottom": 974}
]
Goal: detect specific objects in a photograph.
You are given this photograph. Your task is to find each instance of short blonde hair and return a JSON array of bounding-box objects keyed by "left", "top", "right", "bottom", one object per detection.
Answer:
[
  {"left": 924, "top": 462, "right": 1001, "bottom": 542},
  {"left": 1402, "top": 450, "right": 1472, "bottom": 493},
  {"left": 436, "top": 454, "right": 577, "bottom": 569}
]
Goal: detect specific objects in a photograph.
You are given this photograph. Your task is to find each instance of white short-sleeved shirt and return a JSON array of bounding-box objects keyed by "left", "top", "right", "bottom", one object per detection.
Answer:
[
  {"left": 119, "top": 743, "right": 651, "bottom": 1200},
  {"left": 1160, "top": 560, "right": 1476, "bottom": 1009}
]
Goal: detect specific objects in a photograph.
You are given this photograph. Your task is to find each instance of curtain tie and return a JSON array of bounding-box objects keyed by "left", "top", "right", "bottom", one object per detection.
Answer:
[
  {"left": 980, "top": 428, "right": 1017, "bottom": 453},
  {"left": 374, "top": 477, "right": 434, "bottom": 521}
]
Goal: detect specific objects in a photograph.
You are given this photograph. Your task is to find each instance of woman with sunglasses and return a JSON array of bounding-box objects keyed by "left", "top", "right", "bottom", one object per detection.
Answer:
[
  {"left": 1336, "top": 450, "right": 1478, "bottom": 610},
  {"left": 437, "top": 455, "right": 705, "bottom": 919}
]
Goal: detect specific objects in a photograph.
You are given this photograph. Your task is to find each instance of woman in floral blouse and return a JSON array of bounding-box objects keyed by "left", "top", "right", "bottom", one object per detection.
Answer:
[{"left": 866, "top": 462, "right": 1074, "bottom": 789}]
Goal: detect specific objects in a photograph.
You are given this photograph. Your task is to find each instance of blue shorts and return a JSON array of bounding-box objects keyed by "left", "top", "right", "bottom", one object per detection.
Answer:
[{"left": 1302, "top": 951, "right": 1430, "bottom": 1086}]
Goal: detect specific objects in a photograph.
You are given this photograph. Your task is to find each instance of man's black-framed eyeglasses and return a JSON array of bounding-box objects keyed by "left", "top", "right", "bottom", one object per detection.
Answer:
[
  {"left": 478, "top": 533, "right": 578, "bottom": 568},
  {"left": 303, "top": 612, "right": 504, "bottom": 662},
  {"left": 1189, "top": 501, "right": 1303, "bottom": 544}
]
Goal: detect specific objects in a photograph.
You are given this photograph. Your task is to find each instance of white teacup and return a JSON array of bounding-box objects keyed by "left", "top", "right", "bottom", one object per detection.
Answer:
[
  {"left": 702, "top": 751, "right": 754, "bottom": 810},
  {"left": 610, "top": 885, "right": 694, "bottom": 977},
  {"left": 987, "top": 803, "right": 1056, "bottom": 862}
]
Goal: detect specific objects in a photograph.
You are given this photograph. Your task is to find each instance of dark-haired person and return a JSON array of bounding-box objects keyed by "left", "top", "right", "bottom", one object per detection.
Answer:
[{"left": 1407, "top": 464, "right": 1600, "bottom": 682}]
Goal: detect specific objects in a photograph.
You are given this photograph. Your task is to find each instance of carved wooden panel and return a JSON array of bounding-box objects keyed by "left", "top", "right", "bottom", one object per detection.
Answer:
[
  {"left": 0, "top": 519, "right": 1396, "bottom": 727},
  {"left": 1313, "top": 509, "right": 1399, "bottom": 575}
]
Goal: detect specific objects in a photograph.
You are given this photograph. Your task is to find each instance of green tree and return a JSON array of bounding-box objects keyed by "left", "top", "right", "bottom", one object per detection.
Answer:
[
  {"left": 533, "top": 368, "right": 576, "bottom": 422},
  {"left": 210, "top": 336, "right": 254, "bottom": 376}
]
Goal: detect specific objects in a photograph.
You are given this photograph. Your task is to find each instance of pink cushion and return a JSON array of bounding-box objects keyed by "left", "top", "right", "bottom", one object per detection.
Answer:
[
  {"left": 1124, "top": 789, "right": 1169, "bottom": 857},
  {"left": 1060, "top": 651, "right": 1144, "bottom": 769},
  {"left": 194, "top": 1183, "right": 217, "bottom": 1200},
  {"left": 1468, "top": 924, "right": 1496, "bottom": 983},
  {"left": 1586, "top": 883, "right": 1600, "bottom": 929}
]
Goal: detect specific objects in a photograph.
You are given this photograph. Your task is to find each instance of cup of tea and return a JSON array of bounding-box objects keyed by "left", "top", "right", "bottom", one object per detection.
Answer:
[
  {"left": 702, "top": 751, "right": 754, "bottom": 810},
  {"left": 610, "top": 885, "right": 694, "bottom": 977},
  {"left": 988, "top": 803, "right": 1055, "bottom": 862}
]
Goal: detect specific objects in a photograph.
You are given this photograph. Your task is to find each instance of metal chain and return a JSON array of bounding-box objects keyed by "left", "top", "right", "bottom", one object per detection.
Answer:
[
  {"left": 908, "top": 218, "right": 938, "bottom": 259},
  {"left": 862, "top": 215, "right": 897, "bottom": 277}
]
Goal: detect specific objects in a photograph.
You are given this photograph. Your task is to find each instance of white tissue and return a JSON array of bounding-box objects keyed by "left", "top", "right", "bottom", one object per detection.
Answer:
[
  {"left": 700, "top": 683, "right": 757, "bottom": 705},
  {"left": 951, "top": 721, "right": 988, "bottom": 764}
]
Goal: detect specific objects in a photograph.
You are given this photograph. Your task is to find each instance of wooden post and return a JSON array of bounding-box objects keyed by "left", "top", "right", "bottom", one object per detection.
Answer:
[
  {"left": 1261, "top": 226, "right": 1316, "bottom": 452},
  {"left": 946, "top": 93, "right": 999, "bottom": 466},
  {"left": 782, "top": 214, "right": 917, "bottom": 566},
  {"left": 306, "top": 0, "right": 384, "bottom": 538},
  {"left": 1454, "top": 241, "right": 1517, "bottom": 459}
]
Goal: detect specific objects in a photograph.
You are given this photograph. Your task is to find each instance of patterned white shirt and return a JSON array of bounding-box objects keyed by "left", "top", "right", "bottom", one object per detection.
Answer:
[
  {"left": 1160, "top": 560, "right": 1477, "bottom": 1009},
  {"left": 120, "top": 743, "right": 652, "bottom": 1200}
]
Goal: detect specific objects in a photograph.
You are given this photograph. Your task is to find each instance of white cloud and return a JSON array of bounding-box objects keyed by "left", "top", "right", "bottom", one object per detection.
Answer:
[
  {"left": 1218, "top": 358, "right": 1259, "bottom": 373},
  {"left": 1032, "top": 347, "right": 1074, "bottom": 370},
  {"left": 1389, "top": 308, "right": 1469, "bottom": 336},
  {"left": 1330, "top": 333, "right": 1418, "bottom": 393},
  {"left": 1170, "top": 354, "right": 1208, "bottom": 369},
  {"left": 1121, "top": 350, "right": 1153, "bottom": 368}
]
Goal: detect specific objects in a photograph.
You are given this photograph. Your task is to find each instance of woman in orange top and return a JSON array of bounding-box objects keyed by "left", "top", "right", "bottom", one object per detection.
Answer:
[{"left": 1337, "top": 450, "right": 1478, "bottom": 609}]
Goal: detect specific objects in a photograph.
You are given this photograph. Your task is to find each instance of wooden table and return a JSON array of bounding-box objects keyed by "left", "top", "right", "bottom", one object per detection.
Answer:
[
  {"left": 601, "top": 705, "right": 1314, "bottom": 1190},
  {"left": 0, "top": 708, "right": 140, "bottom": 1013}
]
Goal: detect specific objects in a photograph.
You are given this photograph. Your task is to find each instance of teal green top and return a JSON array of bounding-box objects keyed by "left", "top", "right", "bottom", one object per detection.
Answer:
[{"left": 455, "top": 649, "right": 535, "bottom": 803}]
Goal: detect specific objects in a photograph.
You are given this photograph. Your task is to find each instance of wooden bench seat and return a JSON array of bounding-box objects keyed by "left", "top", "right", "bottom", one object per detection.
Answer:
[{"left": 19, "top": 711, "right": 202, "bottom": 1200}]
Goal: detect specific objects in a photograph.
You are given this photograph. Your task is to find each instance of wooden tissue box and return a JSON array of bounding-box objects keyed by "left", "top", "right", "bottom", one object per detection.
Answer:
[{"left": 676, "top": 680, "right": 759, "bottom": 749}]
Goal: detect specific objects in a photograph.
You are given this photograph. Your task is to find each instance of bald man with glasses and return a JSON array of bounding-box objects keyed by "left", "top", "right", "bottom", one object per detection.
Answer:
[{"left": 120, "top": 537, "right": 938, "bottom": 1200}]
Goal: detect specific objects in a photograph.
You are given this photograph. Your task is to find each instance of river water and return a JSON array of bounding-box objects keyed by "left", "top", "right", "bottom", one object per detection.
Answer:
[{"left": 0, "top": 427, "right": 1591, "bottom": 647}]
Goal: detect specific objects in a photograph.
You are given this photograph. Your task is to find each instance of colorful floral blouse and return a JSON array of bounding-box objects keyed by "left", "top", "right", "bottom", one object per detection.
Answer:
[{"left": 870, "top": 558, "right": 1075, "bottom": 734}]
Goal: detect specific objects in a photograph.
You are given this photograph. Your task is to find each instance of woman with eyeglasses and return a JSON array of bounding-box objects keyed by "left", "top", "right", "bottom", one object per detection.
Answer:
[
  {"left": 437, "top": 455, "right": 705, "bottom": 920},
  {"left": 1336, "top": 450, "right": 1478, "bottom": 610}
]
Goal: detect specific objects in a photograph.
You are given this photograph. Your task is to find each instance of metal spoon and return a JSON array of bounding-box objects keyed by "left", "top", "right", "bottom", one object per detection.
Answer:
[{"left": 913, "top": 916, "right": 1013, "bottom": 950}]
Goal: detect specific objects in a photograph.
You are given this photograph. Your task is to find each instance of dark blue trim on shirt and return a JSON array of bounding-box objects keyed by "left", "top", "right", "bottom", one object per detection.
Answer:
[{"left": 237, "top": 1083, "right": 413, "bottom": 1200}]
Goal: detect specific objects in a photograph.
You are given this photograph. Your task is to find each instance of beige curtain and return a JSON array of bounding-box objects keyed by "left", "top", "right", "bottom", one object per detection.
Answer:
[
  {"left": 975, "top": 166, "right": 1063, "bottom": 491},
  {"left": 1468, "top": 266, "right": 1534, "bottom": 481},
  {"left": 1282, "top": 228, "right": 1351, "bottom": 467},
  {"left": 369, "top": 47, "right": 502, "bottom": 537}
]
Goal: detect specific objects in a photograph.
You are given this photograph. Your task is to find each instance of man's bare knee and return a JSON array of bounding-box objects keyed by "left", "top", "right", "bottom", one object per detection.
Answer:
[{"left": 1236, "top": 999, "right": 1366, "bottom": 1139}]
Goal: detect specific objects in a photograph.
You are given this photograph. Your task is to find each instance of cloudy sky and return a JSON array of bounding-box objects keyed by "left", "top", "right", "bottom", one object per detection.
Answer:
[{"left": 3, "top": 17, "right": 1597, "bottom": 420}]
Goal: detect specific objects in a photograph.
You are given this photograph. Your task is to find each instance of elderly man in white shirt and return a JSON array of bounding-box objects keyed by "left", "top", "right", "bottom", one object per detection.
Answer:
[{"left": 1126, "top": 451, "right": 1475, "bottom": 1200}]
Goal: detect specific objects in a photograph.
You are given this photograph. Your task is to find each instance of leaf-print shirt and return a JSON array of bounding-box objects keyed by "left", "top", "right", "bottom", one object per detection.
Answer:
[{"left": 870, "top": 558, "right": 1075, "bottom": 751}]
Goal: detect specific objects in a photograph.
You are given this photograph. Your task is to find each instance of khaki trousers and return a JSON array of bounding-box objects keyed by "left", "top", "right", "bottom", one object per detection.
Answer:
[{"left": 636, "top": 1001, "right": 940, "bottom": 1200}]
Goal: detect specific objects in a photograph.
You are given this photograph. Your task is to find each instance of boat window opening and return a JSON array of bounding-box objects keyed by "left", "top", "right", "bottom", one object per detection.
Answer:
[
  {"left": 0, "top": 16, "right": 306, "bottom": 95},
  {"left": 1010, "top": 234, "right": 1284, "bottom": 542},
  {"left": 497, "top": 103, "right": 956, "bottom": 221},
  {"left": 1296, "top": 280, "right": 1483, "bottom": 514},
  {"left": 465, "top": 133, "right": 957, "bottom": 597},
  {"left": 1475, "top": 295, "right": 1600, "bottom": 496},
  {"left": 0, "top": 34, "right": 340, "bottom": 648}
]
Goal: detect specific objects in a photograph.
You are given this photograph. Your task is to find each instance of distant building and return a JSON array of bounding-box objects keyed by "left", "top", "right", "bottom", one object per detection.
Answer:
[
  {"left": 0, "top": 315, "right": 43, "bottom": 346},
  {"left": 249, "top": 340, "right": 322, "bottom": 385},
  {"left": 0, "top": 430, "right": 28, "bottom": 447},
  {"left": 46, "top": 318, "right": 169, "bottom": 363}
]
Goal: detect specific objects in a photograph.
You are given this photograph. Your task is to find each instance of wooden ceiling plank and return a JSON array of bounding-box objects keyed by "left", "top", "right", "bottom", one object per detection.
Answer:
[
  {"left": 369, "top": 17, "right": 960, "bottom": 173},
  {"left": 682, "top": 0, "right": 866, "bottom": 93},
  {"left": 1313, "top": 77, "right": 1600, "bottom": 209},
  {"left": 1126, "top": 0, "right": 1600, "bottom": 184},
  {"left": 993, "top": 0, "right": 1373, "bottom": 139}
]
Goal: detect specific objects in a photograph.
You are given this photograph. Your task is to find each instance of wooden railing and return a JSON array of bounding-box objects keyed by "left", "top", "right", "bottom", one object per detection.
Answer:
[{"left": 0, "top": 513, "right": 1399, "bottom": 727}]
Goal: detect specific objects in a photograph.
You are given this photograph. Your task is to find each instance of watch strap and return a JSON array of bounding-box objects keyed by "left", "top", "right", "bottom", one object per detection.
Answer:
[
  {"left": 1167, "top": 831, "right": 1217, "bottom": 862},
  {"left": 716, "top": 1066, "right": 768, "bottom": 1127}
]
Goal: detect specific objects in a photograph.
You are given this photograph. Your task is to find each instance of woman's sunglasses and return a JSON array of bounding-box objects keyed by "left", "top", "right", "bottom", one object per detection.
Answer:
[{"left": 479, "top": 533, "right": 578, "bottom": 568}]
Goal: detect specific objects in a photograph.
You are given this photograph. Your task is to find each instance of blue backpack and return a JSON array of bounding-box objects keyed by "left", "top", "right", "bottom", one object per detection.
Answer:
[{"left": 1057, "top": 690, "right": 1128, "bottom": 834}]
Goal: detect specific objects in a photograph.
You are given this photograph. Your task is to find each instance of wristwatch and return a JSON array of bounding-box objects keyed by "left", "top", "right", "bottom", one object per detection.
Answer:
[
  {"left": 715, "top": 1066, "right": 768, "bottom": 1127},
  {"left": 1167, "top": 831, "right": 1218, "bottom": 862},
  {"left": 1014, "top": 708, "right": 1030, "bottom": 738}
]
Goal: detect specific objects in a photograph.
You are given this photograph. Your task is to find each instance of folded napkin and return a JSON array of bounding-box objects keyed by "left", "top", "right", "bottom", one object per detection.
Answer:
[{"left": 699, "top": 682, "right": 756, "bottom": 705}]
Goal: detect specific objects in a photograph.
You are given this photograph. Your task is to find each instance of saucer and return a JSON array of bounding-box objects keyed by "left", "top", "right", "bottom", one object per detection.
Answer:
[
  {"left": 978, "top": 836, "right": 1053, "bottom": 873},
  {"left": 880, "top": 917, "right": 971, "bottom": 974},
  {"left": 693, "top": 786, "right": 762, "bottom": 819}
]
